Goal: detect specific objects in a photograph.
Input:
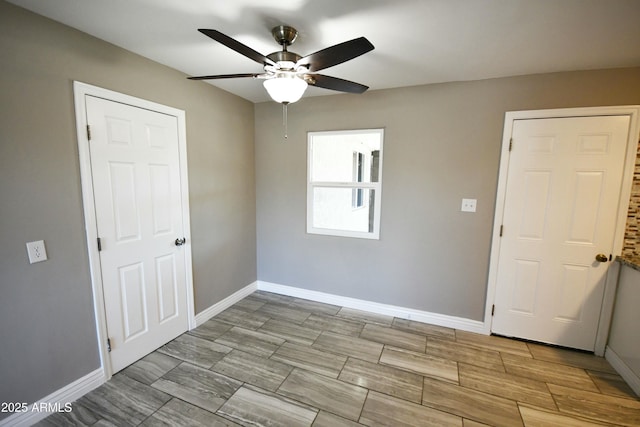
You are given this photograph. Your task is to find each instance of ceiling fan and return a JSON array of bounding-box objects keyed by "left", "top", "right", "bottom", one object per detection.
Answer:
[{"left": 188, "top": 25, "right": 375, "bottom": 104}]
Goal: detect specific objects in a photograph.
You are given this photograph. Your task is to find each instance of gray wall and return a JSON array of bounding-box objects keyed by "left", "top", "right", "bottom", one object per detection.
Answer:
[
  {"left": 255, "top": 68, "right": 640, "bottom": 321},
  {"left": 0, "top": 0, "right": 256, "bottom": 414}
]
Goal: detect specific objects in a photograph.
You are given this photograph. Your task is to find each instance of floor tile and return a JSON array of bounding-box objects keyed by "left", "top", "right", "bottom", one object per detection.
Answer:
[
  {"left": 214, "top": 326, "right": 285, "bottom": 357},
  {"left": 312, "top": 331, "right": 383, "bottom": 363},
  {"left": 527, "top": 343, "right": 617, "bottom": 374},
  {"left": 212, "top": 349, "right": 293, "bottom": 392},
  {"left": 303, "top": 313, "right": 365, "bottom": 337},
  {"left": 232, "top": 295, "right": 266, "bottom": 312},
  {"left": 518, "top": 404, "right": 610, "bottom": 427},
  {"left": 251, "top": 290, "right": 297, "bottom": 305},
  {"left": 588, "top": 370, "right": 639, "bottom": 398},
  {"left": 360, "top": 390, "right": 462, "bottom": 427},
  {"left": 218, "top": 385, "right": 317, "bottom": 427},
  {"left": 289, "top": 298, "right": 342, "bottom": 316},
  {"left": 121, "top": 351, "right": 181, "bottom": 385},
  {"left": 456, "top": 331, "right": 532, "bottom": 358},
  {"left": 271, "top": 341, "right": 347, "bottom": 378},
  {"left": 151, "top": 362, "right": 242, "bottom": 412},
  {"left": 427, "top": 336, "right": 505, "bottom": 372},
  {"left": 139, "top": 398, "right": 240, "bottom": 426},
  {"left": 187, "top": 319, "right": 233, "bottom": 341},
  {"left": 278, "top": 368, "right": 368, "bottom": 421},
  {"left": 392, "top": 318, "right": 456, "bottom": 340},
  {"left": 458, "top": 363, "right": 556, "bottom": 410},
  {"left": 76, "top": 374, "right": 171, "bottom": 426},
  {"left": 422, "top": 377, "right": 524, "bottom": 427},
  {"left": 258, "top": 318, "right": 322, "bottom": 345},
  {"left": 312, "top": 411, "right": 364, "bottom": 427},
  {"left": 462, "top": 419, "right": 491, "bottom": 427},
  {"left": 339, "top": 357, "right": 423, "bottom": 403},
  {"left": 256, "top": 302, "right": 311, "bottom": 324},
  {"left": 380, "top": 346, "right": 458, "bottom": 383},
  {"left": 157, "top": 334, "right": 232, "bottom": 368},
  {"left": 336, "top": 307, "right": 394, "bottom": 326},
  {"left": 501, "top": 353, "right": 600, "bottom": 392},
  {"left": 548, "top": 383, "right": 640, "bottom": 426},
  {"left": 359, "top": 323, "right": 426, "bottom": 352},
  {"left": 34, "top": 403, "right": 100, "bottom": 426},
  {"left": 215, "top": 307, "right": 270, "bottom": 330},
  {"left": 94, "top": 421, "right": 118, "bottom": 426}
]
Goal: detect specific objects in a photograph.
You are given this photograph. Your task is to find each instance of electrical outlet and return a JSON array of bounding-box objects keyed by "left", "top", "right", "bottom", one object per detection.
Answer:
[
  {"left": 461, "top": 198, "right": 477, "bottom": 213},
  {"left": 26, "top": 240, "right": 48, "bottom": 264}
]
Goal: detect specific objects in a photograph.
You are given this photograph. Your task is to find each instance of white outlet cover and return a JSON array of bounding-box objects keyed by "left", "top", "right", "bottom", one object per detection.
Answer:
[
  {"left": 26, "top": 240, "right": 48, "bottom": 264},
  {"left": 461, "top": 198, "right": 477, "bottom": 213}
]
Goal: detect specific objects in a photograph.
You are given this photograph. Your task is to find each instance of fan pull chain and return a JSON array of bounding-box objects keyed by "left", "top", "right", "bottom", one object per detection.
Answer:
[{"left": 282, "top": 102, "right": 289, "bottom": 139}]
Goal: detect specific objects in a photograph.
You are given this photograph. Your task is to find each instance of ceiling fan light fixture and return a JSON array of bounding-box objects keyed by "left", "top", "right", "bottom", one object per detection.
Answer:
[{"left": 263, "top": 74, "right": 308, "bottom": 104}]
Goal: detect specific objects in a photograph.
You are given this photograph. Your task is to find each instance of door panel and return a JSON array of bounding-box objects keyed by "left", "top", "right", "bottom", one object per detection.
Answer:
[
  {"left": 109, "top": 162, "right": 140, "bottom": 241},
  {"left": 120, "top": 262, "right": 147, "bottom": 339},
  {"left": 519, "top": 170, "right": 551, "bottom": 239},
  {"left": 511, "top": 259, "right": 539, "bottom": 314},
  {"left": 567, "top": 171, "right": 602, "bottom": 244},
  {"left": 86, "top": 95, "right": 188, "bottom": 372},
  {"left": 493, "top": 115, "right": 631, "bottom": 350},
  {"left": 156, "top": 254, "right": 178, "bottom": 322},
  {"left": 150, "top": 164, "right": 172, "bottom": 234}
]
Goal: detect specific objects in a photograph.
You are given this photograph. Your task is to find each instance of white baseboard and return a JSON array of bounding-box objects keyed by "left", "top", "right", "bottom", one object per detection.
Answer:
[
  {"left": 0, "top": 368, "right": 105, "bottom": 427},
  {"left": 605, "top": 346, "right": 640, "bottom": 397},
  {"left": 193, "top": 281, "right": 258, "bottom": 327},
  {"left": 257, "top": 281, "right": 487, "bottom": 334}
]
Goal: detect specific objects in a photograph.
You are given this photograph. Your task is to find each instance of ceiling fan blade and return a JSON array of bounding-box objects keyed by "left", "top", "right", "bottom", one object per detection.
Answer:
[
  {"left": 198, "top": 29, "right": 276, "bottom": 66},
  {"left": 307, "top": 74, "right": 369, "bottom": 94},
  {"left": 298, "top": 37, "right": 374, "bottom": 72},
  {"left": 187, "top": 73, "right": 262, "bottom": 80}
]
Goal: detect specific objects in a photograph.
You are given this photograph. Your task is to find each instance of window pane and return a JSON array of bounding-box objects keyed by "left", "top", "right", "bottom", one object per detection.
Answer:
[
  {"left": 311, "top": 133, "right": 381, "bottom": 183},
  {"left": 313, "top": 187, "right": 375, "bottom": 233}
]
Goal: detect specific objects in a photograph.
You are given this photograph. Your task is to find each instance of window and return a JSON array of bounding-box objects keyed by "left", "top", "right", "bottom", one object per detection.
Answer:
[{"left": 307, "top": 129, "right": 384, "bottom": 239}]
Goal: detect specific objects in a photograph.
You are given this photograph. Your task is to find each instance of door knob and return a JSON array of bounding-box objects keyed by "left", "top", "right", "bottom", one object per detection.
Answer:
[
  {"left": 175, "top": 237, "right": 186, "bottom": 246},
  {"left": 595, "top": 253, "right": 608, "bottom": 262}
]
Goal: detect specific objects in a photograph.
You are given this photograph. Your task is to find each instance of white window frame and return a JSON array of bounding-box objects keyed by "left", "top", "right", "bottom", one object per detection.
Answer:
[{"left": 307, "top": 128, "right": 384, "bottom": 239}]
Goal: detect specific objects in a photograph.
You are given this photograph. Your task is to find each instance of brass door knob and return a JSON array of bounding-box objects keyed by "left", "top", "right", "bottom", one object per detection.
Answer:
[{"left": 595, "top": 253, "right": 608, "bottom": 262}]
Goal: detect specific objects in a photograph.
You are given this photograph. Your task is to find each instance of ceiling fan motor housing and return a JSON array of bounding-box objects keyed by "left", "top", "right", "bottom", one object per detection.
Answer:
[{"left": 267, "top": 50, "right": 302, "bottom": 65}]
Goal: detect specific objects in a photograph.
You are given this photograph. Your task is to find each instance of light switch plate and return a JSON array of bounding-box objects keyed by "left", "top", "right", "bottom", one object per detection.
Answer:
[
  {"left": 461, "top": 198, "right": 477, "bottom": 213},
  {"left": 26, "top": 240, "right": 48, "bottom": 263}
]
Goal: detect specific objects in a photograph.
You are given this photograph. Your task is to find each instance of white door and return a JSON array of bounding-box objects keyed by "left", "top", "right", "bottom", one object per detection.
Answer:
[
  {"left": 492, "top": 115, "right": 631, "bottom": 351},
  {"left": 86, "top": 95, "right": 189, "bottom": 372}
]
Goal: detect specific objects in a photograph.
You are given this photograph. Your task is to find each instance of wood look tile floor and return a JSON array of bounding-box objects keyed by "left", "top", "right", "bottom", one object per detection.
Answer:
[{"left": 38, "top": 291, "right": 640, "bottom": 427}]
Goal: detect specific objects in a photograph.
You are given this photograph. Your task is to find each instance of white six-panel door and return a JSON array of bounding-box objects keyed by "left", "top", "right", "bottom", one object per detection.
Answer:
[
  {"left": 86, "top": 95, "right": 189, "bottom": 372},
  {"left": 492, "top": 115, "right": 631, "bottom": 351}
]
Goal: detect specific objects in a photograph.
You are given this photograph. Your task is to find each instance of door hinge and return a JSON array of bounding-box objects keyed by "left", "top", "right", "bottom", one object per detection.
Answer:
[
  {"left": 86, "top": 125, "right": 92, "bottom": 141},
  {"left": 509, "top": 138, "right": 513, "bottom": 151},
  {"left": 97, "top": 237, "right": 102, "bottom": 252},
  {"left": 499, "top": 225, "right": 503, "bottom": 237},
  {"left": 492, "top": 304, "right": 495, "bottom": 316},
  {"left": 107, "top": 338, "right": 112, "bottom": 353},
  {"left": 609, "top": 254, "right": 613, "bottom": 262}
]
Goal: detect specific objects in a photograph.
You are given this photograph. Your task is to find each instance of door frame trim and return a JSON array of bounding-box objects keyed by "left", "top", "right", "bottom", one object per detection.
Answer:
[
  {"left": 73, "top": 81, "right": 195, "bottom": 378},
  {"left": 485, "top": 106, "right": 640, "bottom": 355}
]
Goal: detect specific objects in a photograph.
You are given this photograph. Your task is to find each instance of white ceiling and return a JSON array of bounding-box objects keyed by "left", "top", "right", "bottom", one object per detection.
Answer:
[{"left": 8, "top": 0, "right": 640, "bottom": 103}]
